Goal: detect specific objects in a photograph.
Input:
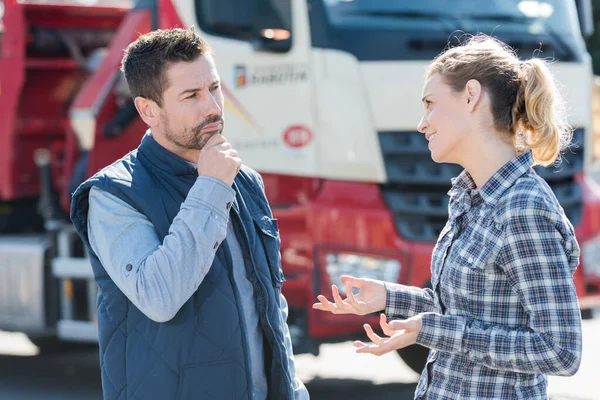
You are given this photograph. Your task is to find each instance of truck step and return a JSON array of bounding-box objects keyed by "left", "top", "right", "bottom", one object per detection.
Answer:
[
  {"left": 57, "top": 320, "right": 98, "bottom": 343},
  {"left": 52, "top": 257, "right": 94, "bottom": 279}
]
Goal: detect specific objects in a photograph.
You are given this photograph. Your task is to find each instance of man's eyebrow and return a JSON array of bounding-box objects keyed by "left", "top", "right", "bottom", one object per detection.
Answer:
[
  {"left": 179, "top": 87, "right": 199, "bottom": 96},
  {"left": 179, "top": 80, "right": 220, "bottom": 96}
]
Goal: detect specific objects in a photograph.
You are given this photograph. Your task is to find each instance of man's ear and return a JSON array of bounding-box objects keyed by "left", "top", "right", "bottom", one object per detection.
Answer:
[
  {"left": 464, "top": 79, "right": 482, "bottom": 113},
  {"left": 134, "top": 96, "right": 161, "bottom": 127}
]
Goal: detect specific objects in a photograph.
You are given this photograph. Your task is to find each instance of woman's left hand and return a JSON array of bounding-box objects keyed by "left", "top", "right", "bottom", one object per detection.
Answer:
[{"left": 354, "top": 313, "right": 423, "bottom": 356}]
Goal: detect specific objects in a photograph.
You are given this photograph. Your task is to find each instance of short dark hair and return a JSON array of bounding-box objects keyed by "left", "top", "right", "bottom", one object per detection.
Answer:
[{"left": 120, "top": 28, "right": 212, "bottom": 106}]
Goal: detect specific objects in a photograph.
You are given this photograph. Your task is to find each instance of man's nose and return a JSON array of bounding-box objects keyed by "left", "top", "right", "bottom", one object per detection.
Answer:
[{"left": 200, "top": 90, "right": 222, "bottom": 118}]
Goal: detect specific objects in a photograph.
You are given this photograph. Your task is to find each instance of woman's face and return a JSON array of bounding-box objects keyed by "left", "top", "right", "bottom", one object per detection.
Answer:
[{"left": 417, "top": 73, "right": 471, "bottom": 164}]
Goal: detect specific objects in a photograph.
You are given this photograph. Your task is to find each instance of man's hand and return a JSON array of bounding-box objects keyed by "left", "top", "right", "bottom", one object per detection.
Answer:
[
  {"left": 354, "top": 313, "right": 423, "bottom": 356},
  {"left": 196, "top": 134, "right": 242, "bottom": 186},
  {"left": 312, "top": 275, "right": 387, "bottom": 316}
]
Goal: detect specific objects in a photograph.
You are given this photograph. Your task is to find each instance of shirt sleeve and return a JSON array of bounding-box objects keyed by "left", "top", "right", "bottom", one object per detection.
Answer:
[
  {"left": 87, "top": 176, "right": 236, "bottom": 322},
  {"left": 415, "top": 211, "right": 582, "bottom": 376},
  {"left": 384, "top": 283, "right": 437, "bottom": 319}
]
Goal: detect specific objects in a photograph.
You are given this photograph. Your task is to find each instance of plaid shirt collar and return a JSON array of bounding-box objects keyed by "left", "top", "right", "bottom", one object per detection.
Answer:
[{"left": 447, "top": 151, "right": 534, "bottom": 220}]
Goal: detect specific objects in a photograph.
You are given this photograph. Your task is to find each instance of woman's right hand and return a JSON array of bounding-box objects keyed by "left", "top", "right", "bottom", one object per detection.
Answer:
[{"left": 312, "top": 275, "right": 387, "bottom": 316}]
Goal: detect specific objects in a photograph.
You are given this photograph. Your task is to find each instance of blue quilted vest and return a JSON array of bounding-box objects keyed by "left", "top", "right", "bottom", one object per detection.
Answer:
[{"left": 70, "top": 133, "right": 294, "bottom": 400}]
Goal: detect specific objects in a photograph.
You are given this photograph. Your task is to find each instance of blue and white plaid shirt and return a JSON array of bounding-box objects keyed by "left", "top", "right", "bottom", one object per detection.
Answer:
[{"left": 385, "top": 151, "right": 582, "bottom": 399}]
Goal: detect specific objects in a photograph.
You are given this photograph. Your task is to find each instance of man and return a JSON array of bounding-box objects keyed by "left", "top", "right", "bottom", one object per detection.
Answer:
[{"left": 70, "top": 28, "right": 309, "bottom": 400}]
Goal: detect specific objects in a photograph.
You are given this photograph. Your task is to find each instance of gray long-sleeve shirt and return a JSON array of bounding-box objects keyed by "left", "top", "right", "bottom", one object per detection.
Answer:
[{"left": 87, "top": 176, "right": 308, "bottom": 400}]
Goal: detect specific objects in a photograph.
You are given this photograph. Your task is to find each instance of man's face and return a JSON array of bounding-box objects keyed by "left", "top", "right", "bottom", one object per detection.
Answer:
[{"left": 159, "top": 55, "right": 224, "bottom": 150}]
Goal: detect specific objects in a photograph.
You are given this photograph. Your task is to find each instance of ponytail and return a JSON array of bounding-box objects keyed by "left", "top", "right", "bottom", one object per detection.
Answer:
[{"left": 512, "top": 59, "right": 572, "bottom": 167}]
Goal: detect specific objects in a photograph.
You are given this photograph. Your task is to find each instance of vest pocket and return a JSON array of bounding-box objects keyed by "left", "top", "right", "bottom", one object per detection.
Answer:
[
  {"left": 253, "top": 216, "right": 286, "bottom": 288},
  {"left": 177, "top": 360, "right": 234, "bottom": 400}
]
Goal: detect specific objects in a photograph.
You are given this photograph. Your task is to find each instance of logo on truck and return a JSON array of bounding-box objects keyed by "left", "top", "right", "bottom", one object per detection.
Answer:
[
  {"left": 234, "top": 64, "right": 308, "bottom": 87},
  {"left": 234, "top": 65, "right": 247, "bottom": 87},
  {"left": 283, "top": 125, "right": 313, "bottom": 148}
]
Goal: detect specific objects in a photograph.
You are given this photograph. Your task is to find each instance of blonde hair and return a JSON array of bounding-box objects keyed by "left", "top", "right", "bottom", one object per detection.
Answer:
[{"left": 427, "top": 34, "right": 572, "bottom": 167}]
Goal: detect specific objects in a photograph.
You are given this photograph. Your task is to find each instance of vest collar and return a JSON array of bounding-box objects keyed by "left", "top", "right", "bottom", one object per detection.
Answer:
[{"left": 138, "top": 130, "right": 198, "bottom": 176}]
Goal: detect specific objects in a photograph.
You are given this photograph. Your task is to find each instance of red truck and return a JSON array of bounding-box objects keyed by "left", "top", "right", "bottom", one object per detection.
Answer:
[{"left": 1, "top": 0, "right": 599, "bottom": 373}]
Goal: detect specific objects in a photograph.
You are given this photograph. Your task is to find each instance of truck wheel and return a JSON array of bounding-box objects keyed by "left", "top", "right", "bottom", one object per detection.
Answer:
[
  {"left": 397, "top": 344, "right": 429, "bottom": 374},
  {"left": 28, "top": 335, "right": 95, "bottom": 354},
  {"left": 581, "top": 308, "right": 593, "bottom": 320}
]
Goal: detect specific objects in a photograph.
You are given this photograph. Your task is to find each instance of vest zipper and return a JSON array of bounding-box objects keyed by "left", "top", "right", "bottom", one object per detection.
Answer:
[
  {"left": 221, "top": 237, "right": 255, "bottom": 400},
  {"left": 231, "top": 211, "right": 294, "bottom": 399}
]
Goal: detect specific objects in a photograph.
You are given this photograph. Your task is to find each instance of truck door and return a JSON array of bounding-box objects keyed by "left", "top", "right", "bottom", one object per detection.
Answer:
[{"left": 171, "top": 0, "right": 317, "bottom": 176}]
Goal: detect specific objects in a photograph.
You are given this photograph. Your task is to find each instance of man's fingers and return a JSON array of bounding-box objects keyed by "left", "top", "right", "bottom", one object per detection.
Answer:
[
  {"left": 363, "top": 323, "right": 384, "bottom": 344},
  {"left": 231, "top": 157, "right": 242, "bottom": 171},
  {"left": 206, "top": 132, "right": 226, "bottom": 147},
  {"left": 218, "top": 142, "right": 233, "bottom": 151},
  {"left": 222, "top": 149, "right": 239, "bottom": 158}
]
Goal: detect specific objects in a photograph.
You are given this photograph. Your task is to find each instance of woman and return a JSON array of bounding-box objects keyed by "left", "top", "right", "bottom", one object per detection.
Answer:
[{"left": 313, "top": 34, "right": 582, "bottom": 399}]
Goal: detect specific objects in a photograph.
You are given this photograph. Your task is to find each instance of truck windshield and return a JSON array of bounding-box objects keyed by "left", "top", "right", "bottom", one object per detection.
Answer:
[
  {"left": 312, "top": 0, "right": 586, "bottom": 61},
  {"left": 322, "top": 0, "right": 581, "bottom": 37}
]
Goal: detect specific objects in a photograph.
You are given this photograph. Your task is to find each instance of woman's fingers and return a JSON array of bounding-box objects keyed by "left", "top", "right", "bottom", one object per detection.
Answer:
[
  {"left": 345, "top": 282, "right": 361, "bottom": 309},
  {"left": 363, "top": 323, "right": 384, "bottom": 344},
  {"left": 313, "top": 283, "right": 364, "bottom": 315},
  {"left": 312, "top": 295, "right": 338, "bottom": 313},
  {"left": 379, "top": 314, "right": 397, "bottom": 337},
  {"left": 313, "top": 288, "right": 353, "bottom": 314},
  {"left": 340, "top": 275, "right": 365, "bottom": 289},
  {"left": 332, "top": 284, "right": 356, "bottom": 313}
]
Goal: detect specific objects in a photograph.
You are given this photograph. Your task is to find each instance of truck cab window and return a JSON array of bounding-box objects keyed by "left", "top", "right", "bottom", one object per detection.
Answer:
[{"left": 196, "top": 0, "right": 292, "bottom": 50}]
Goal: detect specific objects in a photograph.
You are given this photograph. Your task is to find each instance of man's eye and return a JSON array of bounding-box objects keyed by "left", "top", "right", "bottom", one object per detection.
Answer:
[
  {"left": 210, "top": 85, "right": 220, "bottom": 91},
  {"left": 187, "top": 93, "right": 197, "bottom": 99}
]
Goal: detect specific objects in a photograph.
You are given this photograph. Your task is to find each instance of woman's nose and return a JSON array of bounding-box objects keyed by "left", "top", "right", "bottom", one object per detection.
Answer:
[{"left": 417, "top": 116, "right": 428, "bottom": 134}]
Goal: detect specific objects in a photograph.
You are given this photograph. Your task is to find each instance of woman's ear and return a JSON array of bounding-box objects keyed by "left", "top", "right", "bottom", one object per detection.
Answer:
[{"left": 464, "top": 79, "right": 482, "bottom": 112}]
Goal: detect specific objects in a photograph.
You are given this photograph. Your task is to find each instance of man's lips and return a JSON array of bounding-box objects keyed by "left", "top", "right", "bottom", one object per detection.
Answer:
[{"left": 201, "top": 122, "right": 222, "bottom": 131}]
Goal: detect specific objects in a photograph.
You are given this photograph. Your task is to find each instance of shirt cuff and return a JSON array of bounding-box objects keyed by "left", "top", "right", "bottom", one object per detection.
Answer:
[
  {"left": 384, "top": 283, "right": 421, "bottom": 318},
  {"left": 416, "top": 312, "right": 467, "bottom": 354},
  {"left": 186, "top": 176, "right": 236, "bottom": 219},
  {"left": 385, "top": 283, "right": 405, "bottom": 317}
]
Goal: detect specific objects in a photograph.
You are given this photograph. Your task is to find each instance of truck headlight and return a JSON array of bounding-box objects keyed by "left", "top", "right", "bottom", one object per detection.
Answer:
[
  {"left": 583, "top": 236, "right": 600, "bottom": 277},
  {"left": 324, "top": 253, "right": 401, "bottom": 295}
]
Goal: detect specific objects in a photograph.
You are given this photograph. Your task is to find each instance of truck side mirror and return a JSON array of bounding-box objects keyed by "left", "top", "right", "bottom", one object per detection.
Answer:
[
  {"left": 252, "top": 28, "right": 292, "bottom": 53},
  {"left": 575, "top": 0, "right": 594, "bottom": 39}
]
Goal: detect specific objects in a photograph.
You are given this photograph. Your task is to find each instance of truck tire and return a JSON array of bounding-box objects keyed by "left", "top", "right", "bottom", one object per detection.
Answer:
[
  {"left": 397, "top": 344, "right": 429, "bottom": 374},
  {"left": 28, "top": 335, "right": 95, "bottom": 354}
]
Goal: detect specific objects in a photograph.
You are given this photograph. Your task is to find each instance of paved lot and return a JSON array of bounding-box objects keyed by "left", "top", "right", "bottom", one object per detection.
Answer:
[{"left": 0, "top": 317, "right": 598, "bottom": 399}]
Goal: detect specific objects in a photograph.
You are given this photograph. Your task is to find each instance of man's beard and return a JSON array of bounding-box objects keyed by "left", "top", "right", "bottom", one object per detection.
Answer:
[{"left": 164, "top": 114, "right": 224, "bottom": 150}]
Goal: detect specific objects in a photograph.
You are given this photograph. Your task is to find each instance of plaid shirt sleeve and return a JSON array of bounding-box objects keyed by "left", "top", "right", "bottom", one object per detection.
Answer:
[
  {"left": 415, "top": 210, "right": 583, "bottom": 376},
  {"left": 384, "top": 283, "right": 437, "bottom": 319}
]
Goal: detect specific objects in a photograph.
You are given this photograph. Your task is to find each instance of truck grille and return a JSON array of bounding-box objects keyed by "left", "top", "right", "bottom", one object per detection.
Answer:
[{"left": 379, "top": 129, "right": 584, "bottom": 242}]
